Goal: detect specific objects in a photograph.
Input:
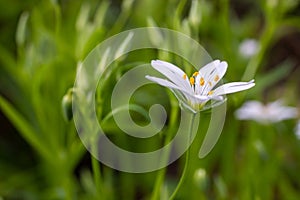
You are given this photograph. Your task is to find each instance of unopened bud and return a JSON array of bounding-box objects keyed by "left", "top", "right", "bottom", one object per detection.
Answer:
[
  {"left": 122, "top": 0, "right": 134, "bottom": 12},
  {"left": 193, "top": 168, "right": 207, "bottom": 190},
  {"left": 254, "top": 140, "right": 268, "bottom": 161},
  {"left": 16, "top": 12, "right": 29, "bottom": 48},
  {"left": 62, "top": 88, "right": 74, "bottom": 121},
  {"left": 267, "top": 0, "right": 278, "bottom": 10},
  {"left": 188, "top": 0, "right": 201, "bottom": 30},
  {"left": 147, "top": 17, "right": 164, "bottom": 47}
]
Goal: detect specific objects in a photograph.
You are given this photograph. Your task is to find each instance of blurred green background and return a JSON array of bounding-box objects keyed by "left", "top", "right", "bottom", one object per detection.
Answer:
[{"left": 0, "top": 0, "right": 300, "bottom": 199}]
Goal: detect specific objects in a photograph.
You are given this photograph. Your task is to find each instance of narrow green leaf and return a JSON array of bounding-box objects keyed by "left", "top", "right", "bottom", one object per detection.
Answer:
[
  {"left": 0, "top": 95, "right": 53, "bottom": 163},
  {"left": 101, "top": 104, "right": 150, "bottom": 125}
]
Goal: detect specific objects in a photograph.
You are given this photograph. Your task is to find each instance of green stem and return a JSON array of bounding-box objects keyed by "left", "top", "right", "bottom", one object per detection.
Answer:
[
  {"left": 242, "top": 17, "right": 276, "bottom": 81},
  {"left": 91, "top": 141, "right": 104, "bottom": 199},
  {"left": 175, "top": 0, "right": 187, "bottom": 18},
  {"left": 150, "top": 130, "right": 174, "bottom": 200},
  {"left": 53, "top": 2, "right": 61, "bottom": 36},
  {"left": 168, "top": 113, "right": 196, "bottom": 200},
  {"left": 62, "top": 174, "right": 73, "bottom": 200},
  {"left": 173, "top": 0, "right": 188, "bottom": 29},
  {"left": 106, "top": 3, "right": 132, "bottom": 36},
  {"left": 151, "top": 167, "right": 167, "bottom": 200},
  {"left": 150, "top": 95, "right": 179, "bottom": 200}
]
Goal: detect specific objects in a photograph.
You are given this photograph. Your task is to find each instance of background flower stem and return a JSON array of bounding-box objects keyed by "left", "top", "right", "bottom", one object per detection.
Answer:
[
  {"left": 242, "top": 17, "right": 277, "bottom": 81},
  {"left": 91, "top": 141, "right": 105, "bottom": 199}
]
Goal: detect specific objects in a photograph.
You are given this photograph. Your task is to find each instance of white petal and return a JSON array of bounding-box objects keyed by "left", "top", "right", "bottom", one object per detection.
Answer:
[
  {"left": 213, "top": 80, "right": 255, "bottom": 96},
  {"left": 210, "top": 61, "right": 228, "bottom": 85},
  {"left": 235, "top": 101, "right": 264, "bottom": 120},
  {"left": 267, "top": 99, "right": 284, "bottom": 109},
  {"left": 146, "top": 75, "right": 205, "bottom": 100},
  {"left": 240, "top": 100, "right": 264, "bottom": 111},
  {"left": 146, "top": 75, "right": 198, "bottom": 100},
  {"left": 265, "top": 100, "right": 298, "bottom": 121},
  {"left": 151, "top": 60, "right": 184, "bottom": 74},
  {"left": 146, "top": 75, "right": 209, "bottom": 111},
  {"left": 193, "top": 94, "right": 210, "bottom": 101},
  {"left": 198, "top": 60, "right": 220, "bottom": 77},
  {"left": 199, "top": 61, "right": 228, "bottom": 95},
  {"left": 210, "top": 96, "right": 224, "bottom": 101},
  {"left": 295, "top": 120, "right": 300, "bottom": 139},
  {"left": 277, "top": 109, "right": 298, "bottom": 120},
  {"left": 146, "top": 75, "right": 183, "bottom": 91},
  {"left": 195, "top": 60, "right": 227, "bottom": 94},
  {"left": 151, "top": 60, "right": 192, "bottom": 93},
  {"left": 195, "top": 60, "right": 219, "bottom": 94}
]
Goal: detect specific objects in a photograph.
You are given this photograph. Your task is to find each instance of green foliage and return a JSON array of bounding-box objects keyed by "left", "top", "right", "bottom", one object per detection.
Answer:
[{"left": 0, "top": 0, "right": 300, "bottom": 199}]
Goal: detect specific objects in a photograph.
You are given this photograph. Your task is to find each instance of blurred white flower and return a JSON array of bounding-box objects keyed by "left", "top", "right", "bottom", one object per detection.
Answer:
[
  {"left": 295, "top": 120, "right": 300, "bottom": 139},
  {"left": 235, "top": 100, "right": 298, "bottom": 124},
  {"left": 239, "top": 39, "right": 259, "bottom": 58},
  {"left": 146, "top": 60, "right": 255, "bottom": 113}
]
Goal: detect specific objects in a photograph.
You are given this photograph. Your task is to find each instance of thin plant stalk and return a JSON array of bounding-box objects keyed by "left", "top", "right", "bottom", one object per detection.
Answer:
[
  {"left": 168, "top": 113, "right": 196, "bottom": 200},
  {"left": 150, "top": 93, "right": 179, "bottom": 200},
  {"left": 91, "top": 140, "right": 105, "bottom": 199},
  {"left": 242, "top": 16, "right": 276, "bottom": 81}
]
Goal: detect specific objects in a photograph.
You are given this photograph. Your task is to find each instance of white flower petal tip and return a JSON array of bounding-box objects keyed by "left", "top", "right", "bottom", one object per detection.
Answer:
[
  {"left": 146, "top": 59, "right": 255, "bottom": 113},
  {"left": 151, "top": 60, "right": 161, "bottom": 66},
  {"left": 213, "top": 80, "right": 255, "bottom": 96},
  {"left": 145, "top": 75, "right": 179, "bottom": 89}
]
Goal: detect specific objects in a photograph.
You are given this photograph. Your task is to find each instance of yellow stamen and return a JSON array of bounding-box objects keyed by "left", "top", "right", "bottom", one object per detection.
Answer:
[
  {"left": 190, "top": 77, "right": 195, "bottom": 85},
  {"left": 208, "top": 91, "right": 214, "bottom": 95},
  {"left": 192, "top": 71, "right": 199, "bottom": 77},
  {"left": 214, "top": 75, "right": 219, "bottom": 82},
  {"left": 208, "top": 81, "right": 212, "bottom": 86},
  {"left": 200, "top": 77, "right": 205, "bottom": 86},
  {"left": 183, "top": 74, "right": 187, "bottom": 80}
]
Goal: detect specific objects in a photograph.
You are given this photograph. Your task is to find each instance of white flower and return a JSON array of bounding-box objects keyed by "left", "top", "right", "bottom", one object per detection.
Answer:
[
  {"left": 235, "top": 100, "right": 298, "bottom": 124},
  {"left": 295, "top": 120, "right": 300, "bottom": 140},
  {"left": 146, "top": 60, "right": 255, "bottom": 113},
  {"left": 239, "top": 39, "right": 259, "bottom": 58}
]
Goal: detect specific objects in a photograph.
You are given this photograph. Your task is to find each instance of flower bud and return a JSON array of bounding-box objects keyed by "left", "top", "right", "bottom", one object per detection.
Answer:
[
  {"left": 193, "top": 168, "right": 207, "bottom": 190},
  {"left": 188, "top": 0, "right": 201, "bottom": 31},
  {"left": 254, "top": 140, "right": 268, "bottom": 161},
  {"left": 122, "top": 0, "right": 134, "bottom": 13},
  {"left": 16, "top": 12, "right": 29, "bottom": 48},
  {"left": 266, "top": 0, "right": 278, "bottom": 10},
  {"left": 147, "top": 17, "right": 164, "bottom": 47},
  {"left": 114, "top": 32, "right": 134, "bottom": 61},
  {"left": 62, "top": 88, "right": 74, "bottom": 121}
]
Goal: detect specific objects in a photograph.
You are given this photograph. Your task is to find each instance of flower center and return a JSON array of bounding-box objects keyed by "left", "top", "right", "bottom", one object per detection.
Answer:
[{"left": 182, "top": 71, "right": 220, "bottom": 96}]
